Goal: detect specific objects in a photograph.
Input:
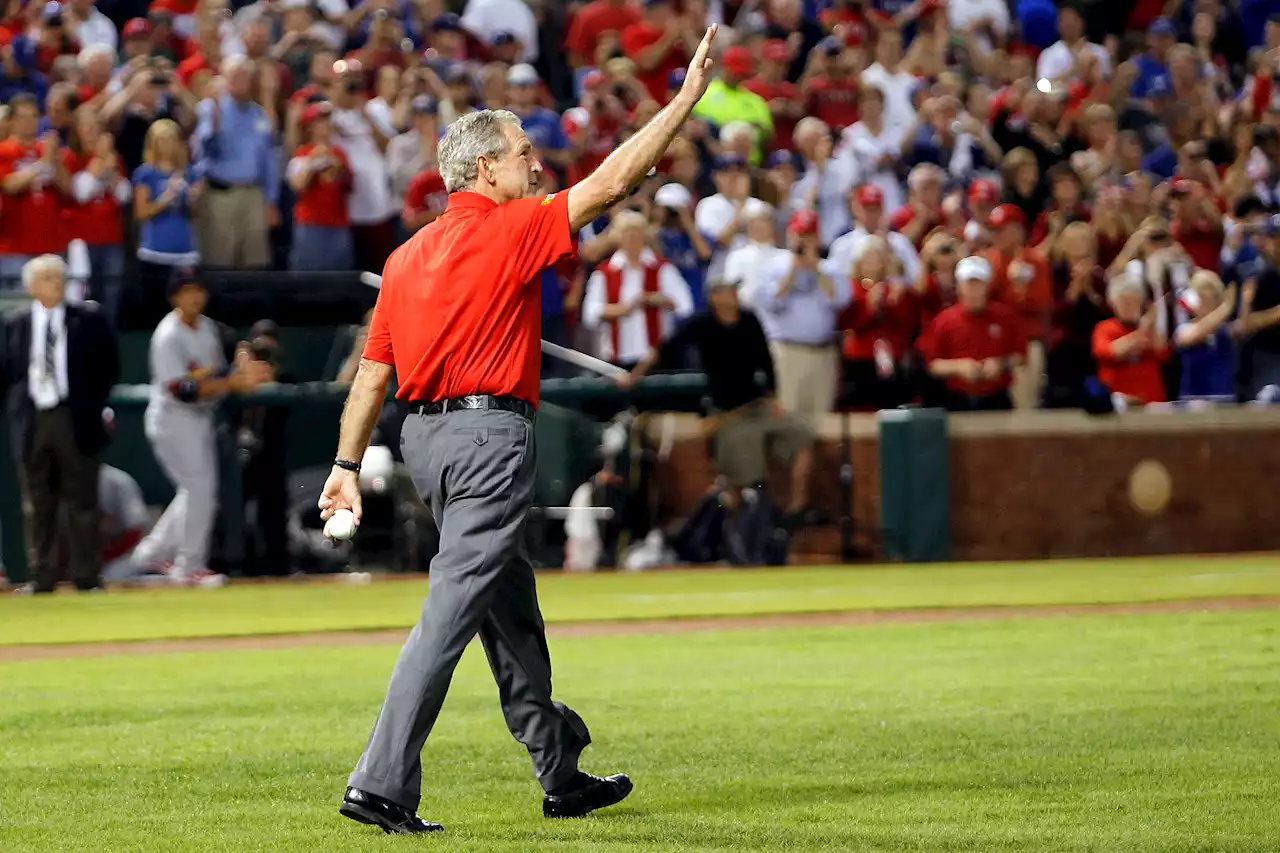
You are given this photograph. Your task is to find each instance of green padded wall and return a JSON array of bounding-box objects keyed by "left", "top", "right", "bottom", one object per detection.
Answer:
[{"left": 877, "top": 408, "right": 951, "bottom": 563}]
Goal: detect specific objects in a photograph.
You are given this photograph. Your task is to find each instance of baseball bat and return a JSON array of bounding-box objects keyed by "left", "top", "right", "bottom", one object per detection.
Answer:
[{"left": 358, "top": 271, "right": 627, "bottom": 377}]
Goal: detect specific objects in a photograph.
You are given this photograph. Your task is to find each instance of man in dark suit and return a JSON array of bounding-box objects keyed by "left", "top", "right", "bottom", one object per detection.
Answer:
[{"left": 0, "top": 255, "right": 120, "bottom": 593}]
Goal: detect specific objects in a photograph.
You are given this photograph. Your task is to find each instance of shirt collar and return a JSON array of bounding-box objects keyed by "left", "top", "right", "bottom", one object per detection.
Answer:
[
  {"left": 445, "top": 191, "right": 502, "bottom": 213},
  {"left": 608, "top": 248, "right": 658, "bottom": 269},
  {"left": 32, "top": 301, "right": 65, "bottom": 324}
]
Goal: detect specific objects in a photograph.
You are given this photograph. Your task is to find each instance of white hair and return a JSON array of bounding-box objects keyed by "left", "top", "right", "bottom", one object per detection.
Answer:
[
  {"left": 22, "top": 254, "right": 68, "bottom": 291},
  {"left": 794, "top": 116, "right": 830, "bottom": 143},
  {"left": 611, "top": 210, "right": 648, "bottom": 233},
  {"left": 1106, "top": 275, "right": 1146, "bottom": 305},
  {"left": 437, "top": 109, "right": 523, "bottom": 193},
  {"left": 221, "top": 54, "right": 253, "bottom": 76},
  {"left": 77, "top": 44, "right": 113, "bottom": 68},
  {"left": 719, "top": 120, "right": 756, "bottom": 148}
]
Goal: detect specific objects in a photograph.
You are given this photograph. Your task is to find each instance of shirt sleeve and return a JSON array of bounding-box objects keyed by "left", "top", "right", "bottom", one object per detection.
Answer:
[
  {"left": 149, "top": 326, "right": 189, "bottom": 386},
  {"left": 581, "top": 270, "right": 605, "bottom": 328},
  {"left": 660, "top": 263, "right": 694, "bottom": 318},
  {"left": 495, "top": 191, "right": 575, "bottom": 286},
  {"left": 361, "top": 290, "right": 395, "bottom": 365}
]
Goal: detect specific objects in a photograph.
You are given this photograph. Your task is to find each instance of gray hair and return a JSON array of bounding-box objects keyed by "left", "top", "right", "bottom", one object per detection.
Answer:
[
  {"left": 221, "top": 54, "right": 253, "bottom": 77},
  {"left": 719, "top": 120, "right": 757, "bottom": 148},
  {"left": 1106, "top": 275, "right": 1146, "bottom": 305},
  {"left": 22, "top": 254, "right": 67, "bottom": 291},
  {"left": 438, "top": 109, "right": 523, "bottom": 193},
  {"left": 78, "top": 44, "right": 113, "bottom": 68}
]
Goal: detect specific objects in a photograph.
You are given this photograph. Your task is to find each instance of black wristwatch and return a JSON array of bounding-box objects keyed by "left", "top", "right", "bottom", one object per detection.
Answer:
[{"left": 334, "top": 457, "right": 361, "bottom": 473}]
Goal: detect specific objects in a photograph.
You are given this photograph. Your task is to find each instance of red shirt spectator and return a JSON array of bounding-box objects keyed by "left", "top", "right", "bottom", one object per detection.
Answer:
[
  {"left": 565, "top": 0, "right": 640, "bottom": 66},
  {"left": 363, "top": 191, "right": 576, "bottom": 406},
  {"left": 290, "top": 142, "right": 352, "bottom": 228},
  {"left": 402, "top": 167, "right": 449, "bottom": 232},
  {"left": 839, "top": 279, "right": 920, "bottom": 361},
  {"left": 1092, "top": 317, "right": 1170, "bottom": 404},
  {"left": 64, "top": 150, "right": 126, "bottom": 246},
  {"left": 0, "top": 134, "right": 71, "bottom": 257},
  {"left": 1169, "top": 180, "right": 1224, "bottom": 272},
  {"left": 619, "top": 2, "right": 691, "bottom": 103},
  {"left": 744, "top": 40, "right": 801, "bottom": 151},
  {"left": 923, "top": 301, "right": 1026, "bottom": 398},
  {"left": 805, "top": 71, "right": 859, "bottom": 133},
  {"left": 983, "top": 205, "right": 1053, "bottom": 342},
  {"left": 562, "top": 84, "right": 624, "bottom": 184}
]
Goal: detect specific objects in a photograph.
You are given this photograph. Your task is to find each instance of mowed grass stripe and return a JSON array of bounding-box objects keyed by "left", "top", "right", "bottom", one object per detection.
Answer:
[
  {"left": 1, "top": 556, "right": 1278, "bottom": 646},
  {"left": 0, "top": 611, "right": 1277, "bottom": 852}
]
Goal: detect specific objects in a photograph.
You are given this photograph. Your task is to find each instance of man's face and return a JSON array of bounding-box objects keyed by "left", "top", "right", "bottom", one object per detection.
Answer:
[
  {"left": 1058, "top": 8, "right": 1083, "bottom": 41},
  {"left": 227, "top": 64, "right": 253, "bottom": 100},
  {"left": 714, "top": 166, "right": 749, "bottom": 200},
  {"left": 708, "top": 285, "right": 739, "bottom": 313},
  {"left": 856, "top": 201, "right": 882, "bottom": 231},
  {"left": 994, "top": 223, "right": 1022, "bottom": 252},
  {"left": 958, "top": 277, "right": 988, "bottom": 310},
  {"left": 244, "top": 21, "right": 271, "bottom": 56},
  {"left": 173, "top": 283, "right": 208, "bottom": 316},
  {"left": 1113, "top": 290, "right": 1144, "bottom": 323},
  {"left": 486, "top": 122, "right": 542, "bottom": 200},
  {"left": 508, "top": 81, "right": 536, "bottom": 108},
  {"left": 310, "top": 53, "right": 336, "bottom": 85},
  {"left": 618, "top": 224, "right": 647, "bottom": 256},
  {"left": 875, "top": 29, "right": 901, "bottom": 66},
  {"left": 27, "top": 269, "right": 66, "bottom": 306},
  {"left": 914, "top": 177, "right": 941, "bottom": 209},
  {"left": 745, "top": 213, "right": 774, "bottom": 244},
  {"left": 13, "top": 103, "right": 37, "bottom": 140},
  {"left": 84, "top": 54, "right": 111, "bottom": 87}
]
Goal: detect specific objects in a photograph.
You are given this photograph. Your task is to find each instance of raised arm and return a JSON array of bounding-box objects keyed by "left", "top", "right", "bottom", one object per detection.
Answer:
[{"left": 567, "top": 25, "right": 718, "bottom": 232}]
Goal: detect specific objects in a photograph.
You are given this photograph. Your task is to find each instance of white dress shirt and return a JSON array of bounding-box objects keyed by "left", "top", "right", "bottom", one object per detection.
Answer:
[
  {"left": 330, "top": 107, "right": 397, "bottom": 225},
  {"left": 694, "top": 193, "right": 758, "bottom": 282},
  {"left": 29, "top": 302, "right": 69, "bottom": 411},
  {"left": 725, "top": 241, "right": 791, "bottom": 339},
  {"left": 756, "top": 254, "right": 852, "bottom": 345},
  {"left": 839, "top": 122, "right": 905, "bottom": 212},
  {"left": 789, "top": 157, "right": 858, "bottom": 249},
  {"left": 582, "top": 249, "right": 694, "bottom": 364},
  {"left": 73, "top": 8, "right": 119, "bottom": 51}
]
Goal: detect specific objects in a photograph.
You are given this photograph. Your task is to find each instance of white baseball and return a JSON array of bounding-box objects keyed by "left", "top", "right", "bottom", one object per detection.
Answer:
[{"left": 324, "top": 508, "right": 357, "bottom": 541}]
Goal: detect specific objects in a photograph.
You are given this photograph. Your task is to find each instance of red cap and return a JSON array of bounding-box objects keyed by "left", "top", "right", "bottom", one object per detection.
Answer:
[
  {"left": 148, "top": 0, "right": 177, "bottom": 15},
  {"left": 301, "top": 102, "right": 332, "bottom": 127},
  {"left": 582, "top": 69, "right": 607, "bottom": 90},
  {"left": 787, "top": 208, "right": 820, "bottom": 235},
  {"left": 988, "top": 204, "right": 1026, "bottom": 230},
  {"left": 841, "top": 23, "right": 868, "bottom": 47},
  {"left": 1170, "top": 177, "right": 1198, "bottom": 197},
  {"left": 123, "top": 17, "right": 152, "bottom": 38},
  {"left": 722, "top": 46, "right": 755, "bottom": 77},
  {"left": 855, "top": 184, "right": 884, "bottom": 207},
  {"left": 967, "top": 179, "right": 998, "bottom": 206},
  {"left": 762, "top": 39, "right": 789, "bottom": 63}
]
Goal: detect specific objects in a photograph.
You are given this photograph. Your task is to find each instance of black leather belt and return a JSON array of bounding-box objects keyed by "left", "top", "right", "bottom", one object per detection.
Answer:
[{"left": 410, "top": 395, "right": 535, "bottom": 420}]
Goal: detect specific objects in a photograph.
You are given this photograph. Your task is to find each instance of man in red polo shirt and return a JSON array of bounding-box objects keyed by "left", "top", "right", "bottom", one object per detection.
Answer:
[
  {"left": 1168, "top": 177, "right": 1223, "bottom": 273},
  {"left": 923, "top": 255, "right": 1026, "bottom": 411},
  {"left": 318, "top": 25, "right": 721, "bottom": 837},
  {"left": 0, "top": 94, "right": 71, "bottom": 283}
]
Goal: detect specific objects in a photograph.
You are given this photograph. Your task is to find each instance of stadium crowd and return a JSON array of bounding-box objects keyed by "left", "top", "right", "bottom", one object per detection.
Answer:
[{"left": 7, "top": 0, "right": 1280, "bottom": 589}]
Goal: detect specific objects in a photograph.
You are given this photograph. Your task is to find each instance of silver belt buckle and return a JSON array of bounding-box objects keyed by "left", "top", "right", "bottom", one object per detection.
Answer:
[{"left": 463, "top": 395, "right": 485, "bottom": 411}]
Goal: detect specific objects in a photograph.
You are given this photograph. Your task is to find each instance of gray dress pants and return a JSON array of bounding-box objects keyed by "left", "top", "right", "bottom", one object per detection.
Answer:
[{"left": 348, "top": 407, "right": 591, "bottom": 811}]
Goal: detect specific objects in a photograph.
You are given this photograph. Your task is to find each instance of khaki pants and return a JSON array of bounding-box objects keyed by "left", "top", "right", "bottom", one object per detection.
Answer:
[
  {"left": 1011, "top": 340, "right": 1046, "bottom": 410},
  {"left": 771, "top": 342, "right": 838, "bottom": 421},
  {"left": 199, "top": 186, "right": 270, "bottom": 268}
]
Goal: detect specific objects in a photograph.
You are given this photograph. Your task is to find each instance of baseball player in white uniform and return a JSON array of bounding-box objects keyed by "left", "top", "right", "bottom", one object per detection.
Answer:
[{"left": 131, "top": 268, "right": 268, "bottom": 586}]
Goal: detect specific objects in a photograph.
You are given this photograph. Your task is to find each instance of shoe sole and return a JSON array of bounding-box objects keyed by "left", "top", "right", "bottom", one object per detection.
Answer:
[
  {"left": 544, "top": 777, "right": 635, "bottom": 819},
  {"left": 339, "top": 802, "right": 443, "bottom": 835}
]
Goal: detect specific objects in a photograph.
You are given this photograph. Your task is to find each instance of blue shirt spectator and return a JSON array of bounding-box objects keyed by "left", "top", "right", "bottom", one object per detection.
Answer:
[
  {"left": 132, "top": 163, "right": 200, "bottom": 264},
  {"left": 1142, "top": 144, "right": 1177, "bottom": 180},
  {"left": 1179, "top": 326, "right": 1236, "bottom": 398},
  {"left": 658, "top": 225, "right": 707, "bottom": 309},
  {"left": 193, "top": 91, "right": 279, "bottom": 204}
]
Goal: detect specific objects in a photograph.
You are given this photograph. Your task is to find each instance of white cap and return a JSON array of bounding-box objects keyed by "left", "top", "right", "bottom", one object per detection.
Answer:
[
  {"left": 507, "top": 63, "right": 539, "bottom": 86},
  {"left": 955, "top": 256, "right": 992, "bottom": 283},
  {"left": 654, "top": 183, "right": 693, "bottom": 209},
  {"left": 741, "top": 197, "right": 774, "bottom": 220}
]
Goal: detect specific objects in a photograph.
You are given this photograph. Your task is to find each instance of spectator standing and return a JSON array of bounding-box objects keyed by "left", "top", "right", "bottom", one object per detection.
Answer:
[
  {"left": 1043, "top": 221, "right": 1109, "bottom": 408},
  {"left": 65, "top": 0, "right": 118, "bottom": 52},
  {"left": 923, "top": 255, "right": 1026, "bottom": 411},
  {"left": 859, "top": 28, "right": 916, "bottom": 136},
  {"left": 582, "top": 211, "right": 694, "bottom": 368},
  {"left": 652, "top": 181, "right": 713, "bottom": 308},
  {"left": 620, "top": 0, "right": 699, "bottom": 104},
  {"left": 695, "top": 153, "right": 757, "bottom": 282},
  {"left": 1236, "top": 222, "right": 1280, "bottom": 398},
  {"left": 328, "top": 59, "right": 398, "bottom": 273},
  {"left": 1035, "top": 4, "right": 1110, "bottom": 83},
  {"left": 790, "top": 117, "right": 856, "bottom": 250},
  {"left": 387, "top": 96, "right": 441, "bottom": 211},
  {"left": 133, "top": 268, "right": 269, "bottom": 587},
  {"left": 756, "top": 209, "right": 850, "bottom": 419},
  {"left": 287, "top": 102, "right": 354, "bottom": 271},
  {"left": 132, "top": 119, "right": 201, "bottom": 320},
  {"left": 0, "top": 94, "right": 70, "bottom": 286},
  {"left": 193, "top": 56, "right": 277, "bottom": 268},
  {"left": 1092, "top": 276, "right": 1171, "bottom": 406},
  {"left": 564, "top": 0, "right": 640, "bottom": 68},
  {"left": 725, "top": 198, "right": 788, "bottom": 324},
  {"left": 66, "top": 107, "right": 129, "bottom": 323},
  {"left": 836, "top": 236, "right": 919, "bottom": 410},
  {"left": 824, "top": 184, "right": 921, "bottom": 287},
  {"left": 624, "top": 277, "right": 815, "bottom": 521},
  {"left": 1168, "top": 178, "right": 1225, "bottom": 273},
  {"left": 801, "top": 36, "right": 861, "bottom": 135},
  {"left": 1174, "top": 271, "right": 1239, "bottom": 399},
  {"left": 840, "top": 85, "right": 904, "bottom": 212},
  {"left": 889, "top": 163, "right": 945, "bottom": 251},
  {"left": 983, "top": 203, "right": 1052, "bottom": 409},
  {"left": 744, "top": 39, "right": 802, "bottom": 152},
  {"left": 504, "top": 64, "right": 571, "bottom": 172},
  {"left": 0, "top": 255, "right": 118, "bottom": 593},
  {"left": 691, "top": 46, "right": 772, "bottom": 163}
]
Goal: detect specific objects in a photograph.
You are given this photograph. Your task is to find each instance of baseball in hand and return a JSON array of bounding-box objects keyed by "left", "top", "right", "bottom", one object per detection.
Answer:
[{"left": 324, "top": 508, "right": 357, "bottom": 541}]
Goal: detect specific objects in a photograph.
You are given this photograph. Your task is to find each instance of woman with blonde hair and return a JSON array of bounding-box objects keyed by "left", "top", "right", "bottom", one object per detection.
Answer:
[
  {"left": 1173, "top": 270, "right": 1239, "bottom": 400},
  {"left": 836, "top": 236, "right": 919, "bottom": 410},
  {"left": 132, "top": 118, "right": 202, "bottom": 321}
]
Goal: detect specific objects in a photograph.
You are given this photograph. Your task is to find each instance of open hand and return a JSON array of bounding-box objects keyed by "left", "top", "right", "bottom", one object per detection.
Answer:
[{"left": 677, "top": 24, "right": 718, "bottom": 106}]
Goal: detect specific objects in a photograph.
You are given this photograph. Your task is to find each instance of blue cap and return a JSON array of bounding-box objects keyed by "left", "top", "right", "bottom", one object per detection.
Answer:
[
  {"left": 431, "top": 12, "right": 461, "bottom": 31},
  {"left": 410, "top": 94, "right": 438, "bottom": 115},
  {"left": 167, "top": 266, "right": 203, "bottom": 296},
  {"left": 490, "top": 31, "right": 517, "bottom": 46},
  {"left": 766, "top": 150, "right": 796, "bottom": 168},
  {"left": 713, "top": 153, "right": 748, "bottom": 170},
  {"left": 442, "top": 63, "right": 470, "bottom": 84},
  {"left": 667, "top": 67, "right": 686, "bottom": 89},
  {"left": 1148, "top": 17, "right": 1177, "bottom": 37}
]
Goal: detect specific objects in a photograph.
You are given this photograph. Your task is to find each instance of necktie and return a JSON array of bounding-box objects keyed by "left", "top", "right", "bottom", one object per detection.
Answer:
[{"left": 44, "top": 312, "right": 57, "bottom": 392}]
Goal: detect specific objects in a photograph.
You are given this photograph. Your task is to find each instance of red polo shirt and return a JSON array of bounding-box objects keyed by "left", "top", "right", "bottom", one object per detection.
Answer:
[
  {"left": 921, "top": 302, "right": 1026, "bottom": 396},
  {"left": 363, "top": 190, "right": 575, "bottom": 406},
  {"left": 0, "top": 139, "right": 71, "bottom": 256},
  {"left": 291, "top": 144, "right": 351, "bottom": 228},
  {"left": 1092, "top": 318, "right": 1169, "bottom": 404},
  {"left": 1171, "top": 217, "right": 1224, "bottom": 273}
]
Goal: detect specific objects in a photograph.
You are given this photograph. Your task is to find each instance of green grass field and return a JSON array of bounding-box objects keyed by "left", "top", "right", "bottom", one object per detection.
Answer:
[{"left": 2, "top": 558, "right": 1279, "bottom": 852}]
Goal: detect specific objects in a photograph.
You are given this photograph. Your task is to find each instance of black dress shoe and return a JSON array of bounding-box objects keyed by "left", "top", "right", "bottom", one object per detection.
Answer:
[
  {"left": 339, "top": 787, "right": 443, "bottom": 834},
  {"left": 543, "top": 772, "right": 633, "bottom": 818}
]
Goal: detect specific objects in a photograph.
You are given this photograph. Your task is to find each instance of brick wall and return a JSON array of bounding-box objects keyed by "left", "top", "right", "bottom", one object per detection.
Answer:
[{"left": 646, "top": 409, "right": 1280, "bottom": 562}]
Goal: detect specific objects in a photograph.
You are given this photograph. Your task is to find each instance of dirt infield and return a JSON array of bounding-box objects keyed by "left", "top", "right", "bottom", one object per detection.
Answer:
[{"left": 2, "top": 595, "right": 1278, "bottom": 663}]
